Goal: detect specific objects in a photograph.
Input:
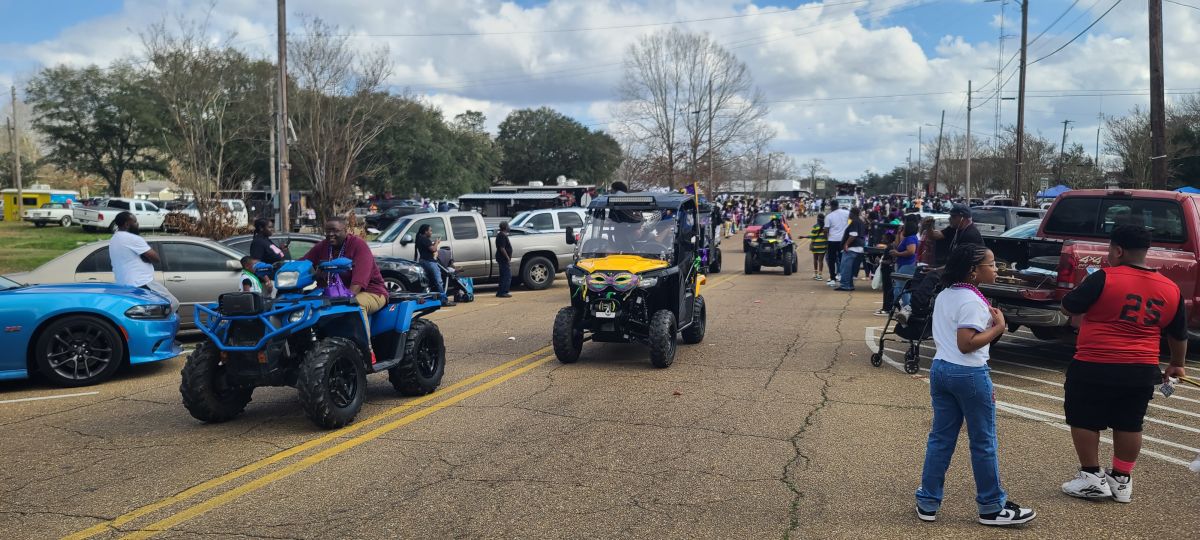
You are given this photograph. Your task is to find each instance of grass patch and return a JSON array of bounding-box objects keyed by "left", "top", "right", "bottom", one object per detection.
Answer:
[{"left": 0, "top": 221, "right": 108, "bottom": 274}]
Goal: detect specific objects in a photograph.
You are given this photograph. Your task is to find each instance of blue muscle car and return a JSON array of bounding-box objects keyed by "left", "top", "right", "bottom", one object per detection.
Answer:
[{"left": 0, "top": 276, "right": 182, "bottom": 386}]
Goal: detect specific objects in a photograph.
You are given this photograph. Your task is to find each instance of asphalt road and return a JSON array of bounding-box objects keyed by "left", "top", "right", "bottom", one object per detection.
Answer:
[{"left": 1, "top": 221, "right": 1198, "bottom": 539}]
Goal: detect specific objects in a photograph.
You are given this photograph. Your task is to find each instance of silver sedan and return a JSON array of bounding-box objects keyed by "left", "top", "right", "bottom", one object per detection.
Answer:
[{"left": 5, "top": 236, "right": 245, "bottom": 329}]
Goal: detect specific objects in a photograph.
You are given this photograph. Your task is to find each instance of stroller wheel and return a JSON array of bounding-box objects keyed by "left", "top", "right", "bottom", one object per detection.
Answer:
[
  {"left": 870, "top": 352, "right": 883, "bottom": 367},
  {"left": 904, "top": 361, "right": 920, "bottom": 375},
  {"left": 904, "top": 349, "right": 916, "bottom": 363}
]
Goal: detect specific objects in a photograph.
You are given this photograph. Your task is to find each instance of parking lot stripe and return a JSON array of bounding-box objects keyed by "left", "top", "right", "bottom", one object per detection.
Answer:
[
  {"left": 0, "top": 391, "right": 98, "bottom": 405},
  {"left": 61, "top": 345, "right": 551, "bottom": 540},
  {"left": 996, "top": 401, "right": 1200, "bottom": 454},
  {"left": 118, "top": 354, "right": 557, "bottom": 540}
]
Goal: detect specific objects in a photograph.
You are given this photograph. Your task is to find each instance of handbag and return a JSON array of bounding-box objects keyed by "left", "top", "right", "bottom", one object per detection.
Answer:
[
  {"left": 325, "top": 243, "right": 354, "bottom": 298},
  {"left": 871, "top": 267, "right": 884, "bottom": 290}
]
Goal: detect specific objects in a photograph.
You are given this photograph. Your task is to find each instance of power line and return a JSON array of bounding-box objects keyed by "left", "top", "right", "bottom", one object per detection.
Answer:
[
  {"left": 1029, "top": 0, "right": 1082, "bottom": 47},
  {"left": 1164, "top": 0, "right": 1200, "bottom": 11},
  {"left": 1029, "top": 0, "right": 1124, "bottom": 65}
]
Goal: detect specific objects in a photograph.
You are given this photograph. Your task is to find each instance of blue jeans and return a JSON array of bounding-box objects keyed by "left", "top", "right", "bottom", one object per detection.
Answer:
[
  {"left": 838, "top": 250, "right": 863, "bottom": 289},
  {"left": 916, "top": 360, "right": 1007, "bottom": 515},
  {"left": 894, "top": 264, "right": 916, "bottom": 307},
  {"left": 497, "top": 260, "right": 512, "bottom": 295},
  {"left": 421, "top": 260, "right": 446, "bottom": 300}
]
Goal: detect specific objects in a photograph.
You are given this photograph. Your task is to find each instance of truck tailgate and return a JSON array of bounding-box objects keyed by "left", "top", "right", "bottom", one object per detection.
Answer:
[{"left": 1064, "top": 241, "right": 1198, "bottom": 324}]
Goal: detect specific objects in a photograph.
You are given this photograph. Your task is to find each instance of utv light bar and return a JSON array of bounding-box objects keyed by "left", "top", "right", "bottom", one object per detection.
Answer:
[{"left": 607, "top": 195, "right": 656, "bottom": 205}]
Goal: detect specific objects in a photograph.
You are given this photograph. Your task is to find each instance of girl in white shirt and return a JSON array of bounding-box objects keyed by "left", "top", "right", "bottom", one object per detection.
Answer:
[{"left": 915, "top": 244, "right": 1036, "bottom": 527}]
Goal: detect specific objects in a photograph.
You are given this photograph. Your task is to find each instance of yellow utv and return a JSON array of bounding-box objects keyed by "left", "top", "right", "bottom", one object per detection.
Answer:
[{"left": 554, "top": 192, "right": 708, "bottom": 368}]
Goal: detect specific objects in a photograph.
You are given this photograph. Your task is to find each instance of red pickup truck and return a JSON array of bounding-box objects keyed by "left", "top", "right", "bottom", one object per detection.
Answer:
[{"left": 982, "top": 189, "right": 1199, "bottom": 341}]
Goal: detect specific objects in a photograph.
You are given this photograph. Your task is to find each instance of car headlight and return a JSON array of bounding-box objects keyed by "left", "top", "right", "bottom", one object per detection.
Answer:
[
  {"left": 275, "top": 271, "right": 300, "bottom": 289},
  {"left": 124, "top": 304, "right": 172, "bottom": 319},
  {"left": 638, "top": 276, "right": 658, "bottom": 288},
  {"left": 569, "top": 274, "right": 585, "bottom": 286}
]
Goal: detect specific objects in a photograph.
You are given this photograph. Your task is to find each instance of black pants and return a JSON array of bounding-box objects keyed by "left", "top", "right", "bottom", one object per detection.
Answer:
[
  {"left": 825, "top": 242, "right": 843, "bottom": 279},
  {"left": 497, "top": 260, "right": 512, "bottom": 295}
]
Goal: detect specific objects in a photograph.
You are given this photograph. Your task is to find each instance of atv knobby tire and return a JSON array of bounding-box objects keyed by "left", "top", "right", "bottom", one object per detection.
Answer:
[
  {"left": 297, "top": 337, "right": 366, "bottom": 429},
  {"left": 648, "top": 309, "right": 677, "bottom": 369},
  {"left": 783, "top": 250, "right": 794, "bottom": 276},
  {"left": 389, "top": 319, "right": 446, "bottom": 396},
  {"left": 180, "top": 342, "right": 253, "bottom": 423},
  {"left": 681, "top": 296, "right": 706, "bottom": 345},
  {"left": 552, "top": 306, "right": 584, "bottom": 363},
  {"left": 744, "top": 252, "right": 759, "bottom": 274}
]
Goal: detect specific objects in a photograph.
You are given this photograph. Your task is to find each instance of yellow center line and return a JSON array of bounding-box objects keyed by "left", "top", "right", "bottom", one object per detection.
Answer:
[
  {"left": 61, "top": 345, "right": 551, "bottom": 540},
  {"left": 119, "top": 355, "right": 557, "bottom": 540}
]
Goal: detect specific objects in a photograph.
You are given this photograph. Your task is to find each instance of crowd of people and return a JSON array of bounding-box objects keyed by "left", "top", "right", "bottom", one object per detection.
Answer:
[{"left": 795, "top": 195, "right": 1192, "bottom": 527}]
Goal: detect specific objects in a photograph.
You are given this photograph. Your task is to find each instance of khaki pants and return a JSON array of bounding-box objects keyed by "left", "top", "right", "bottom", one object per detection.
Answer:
[{"left": 356, "top": 291, "right": 388, "bottom": 335}]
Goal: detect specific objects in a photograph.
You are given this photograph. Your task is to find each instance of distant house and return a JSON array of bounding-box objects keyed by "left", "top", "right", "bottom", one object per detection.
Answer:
[{"left": 133, "top": 180, "right": 179, "bottom": 201}]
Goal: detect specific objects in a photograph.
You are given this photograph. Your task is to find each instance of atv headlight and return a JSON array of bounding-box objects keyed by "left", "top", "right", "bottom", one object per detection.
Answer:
[
  {"left": 287, "top": 311, "right": 305, "bottom": 323},
  {"left": 275, "top": 271, "right": 300, "bottom": 289},
  {"left": 570, "top": 273, "right": 585, "bottom": 286},
  {"left": 124, "top": 304, "right": 171, "bottom": 319},
  {"left": 638, "top": 276, "right": 658, "bottom": 288}
]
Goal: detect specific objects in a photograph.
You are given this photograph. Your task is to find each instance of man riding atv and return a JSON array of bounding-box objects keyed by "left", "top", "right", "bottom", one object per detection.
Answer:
[{"left": 746, "top": 213, "right": 798, "bottom": 275}]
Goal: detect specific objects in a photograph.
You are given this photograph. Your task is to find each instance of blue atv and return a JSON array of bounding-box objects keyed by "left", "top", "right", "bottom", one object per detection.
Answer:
[{"left": 180, "top": 257, "right": 446, "bottom": 429}]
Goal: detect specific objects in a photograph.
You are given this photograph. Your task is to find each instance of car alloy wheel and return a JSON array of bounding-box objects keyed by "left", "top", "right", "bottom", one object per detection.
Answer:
[{"left": 42, "top": 319, "right": 119, "bottom": 383}]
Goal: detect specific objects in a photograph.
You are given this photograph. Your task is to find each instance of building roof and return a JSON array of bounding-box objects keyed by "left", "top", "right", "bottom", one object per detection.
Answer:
[{"left": 457, "top": 192, "right": 563, "bottom": 201}]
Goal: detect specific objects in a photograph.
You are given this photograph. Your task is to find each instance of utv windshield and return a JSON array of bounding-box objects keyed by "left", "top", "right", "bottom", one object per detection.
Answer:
[{"left": 578, "top": 208, "right": 679, "bottom": 261}]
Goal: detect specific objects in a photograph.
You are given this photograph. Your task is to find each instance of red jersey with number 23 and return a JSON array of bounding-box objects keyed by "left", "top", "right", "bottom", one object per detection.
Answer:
[{"left": 1074, "top": 265, "right": 1182, "bottom": 365}]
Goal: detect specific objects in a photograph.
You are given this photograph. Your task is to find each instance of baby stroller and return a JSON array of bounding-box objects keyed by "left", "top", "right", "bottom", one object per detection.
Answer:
[
  {"left": 871, "top": 265, "right": 942, "bottom": 374},
  {"left": 436, "top": 246, "right": 475, "bottom": 303}
]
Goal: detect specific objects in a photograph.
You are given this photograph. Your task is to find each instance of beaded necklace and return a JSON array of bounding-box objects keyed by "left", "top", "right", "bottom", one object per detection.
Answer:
[{"left": 951, "top": 282, "right": 990, "bottom": 307}]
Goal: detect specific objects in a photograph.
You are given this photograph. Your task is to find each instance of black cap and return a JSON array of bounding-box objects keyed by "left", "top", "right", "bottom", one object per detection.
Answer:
[{"left": 949, "top": 203, "right": 971, "bottom": 217}]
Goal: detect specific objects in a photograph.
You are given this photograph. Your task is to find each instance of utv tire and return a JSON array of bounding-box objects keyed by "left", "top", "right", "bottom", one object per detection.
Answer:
[
  {"left": 648, "top": 309, "right": 678, "bottom": 369},
  {"left": 708, "top": 249, "right": 722, "bottom": 274},
  {"left": 681, "top": 296, "right": 706, "bottom": 345},
  {"left": 783, "top": 251, "right": 794, "bottom": 276},
  {"left": 744, "top": 252, "right": 756, "bottom": 274},
  {"left": 180, "top": 342, "right": 253, "bottom": 423},
  {"left": 297, "top": 337, "right": 366, "bottom": 429},
  {"left": 389, "top": 320, "right": 446, "bottom": 396},
  {"left": 521, "top": 256, "right": 555, "bottom": 290},
  {"left": 552, "top": 306, "right": 584, "bottom": 364}
]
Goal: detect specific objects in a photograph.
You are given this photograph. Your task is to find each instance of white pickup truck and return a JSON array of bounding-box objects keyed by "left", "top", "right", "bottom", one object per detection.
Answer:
[
  {"left": 23, "top": 202, "right": 75, "bottom": 227},
  {"left": 176, "top": 199, "right": 250, "bottom": 228},
  {"left": 75, "top": 198, "right": 167, "bottom": 232},
  {"left": 371, "top": 211, "right": 575, "bottom": 290}
]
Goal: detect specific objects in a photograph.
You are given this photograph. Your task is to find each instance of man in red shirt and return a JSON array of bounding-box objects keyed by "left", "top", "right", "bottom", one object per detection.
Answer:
[
  {"left": 1059, "top": 225, "right": 1187, "bottom": 503},
  {"left": 302, "top": 217, "right": 389, "bottom": 323}
]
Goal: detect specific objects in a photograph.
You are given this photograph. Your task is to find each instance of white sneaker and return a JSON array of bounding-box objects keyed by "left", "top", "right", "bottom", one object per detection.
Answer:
[
  {"left": 1105, "top": 470, "right": 1133, "bottom": 503},
  {"left": 978, "top": 501, "right": 1036, "bottom": 526},
  {"left": 826, "top": 279, "right": 838, "bottom": 287},
  {"left": 1061, "top": 470, "right": 1111, "bottom": 499}
]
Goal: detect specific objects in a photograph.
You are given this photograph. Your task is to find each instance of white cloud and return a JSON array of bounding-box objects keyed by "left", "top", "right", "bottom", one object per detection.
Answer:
[{"left": 3, "top": 0, "right": 1200, "bottom": 181}]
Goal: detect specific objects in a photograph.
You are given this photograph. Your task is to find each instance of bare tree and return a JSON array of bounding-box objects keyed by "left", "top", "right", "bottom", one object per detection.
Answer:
[
  {"left": 801, "top": 158, "right": 828, "bottom": 193},
  {"left": 289, "top": 17, "right": 402, "bottom": 222},
  {"left": 615, "top": 28, "right": 768, "bottom": 191},
  {"left": 142, "top": 13, "right": 266, "bottom": 235}
]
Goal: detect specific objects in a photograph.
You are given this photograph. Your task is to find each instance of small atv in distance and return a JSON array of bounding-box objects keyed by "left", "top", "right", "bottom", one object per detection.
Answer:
[
  {"left": 745, "top": 226, "right": 797, "bottom": 276},
  {"left": 181, "top": 257, "right": 446, "bottom": 429},
  {"left": 555, "top": 192, "right": 708, "bottom": 369}
]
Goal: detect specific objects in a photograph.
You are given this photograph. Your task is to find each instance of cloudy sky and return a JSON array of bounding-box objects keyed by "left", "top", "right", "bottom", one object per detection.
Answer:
[{"left": 1, "top": 0, "right": 1197, "bottom": 180}]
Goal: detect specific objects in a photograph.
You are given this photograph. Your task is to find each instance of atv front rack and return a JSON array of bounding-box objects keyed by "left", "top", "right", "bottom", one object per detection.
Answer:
[{"left": 194, "top": 302, "right": 315, "bottom": 352}]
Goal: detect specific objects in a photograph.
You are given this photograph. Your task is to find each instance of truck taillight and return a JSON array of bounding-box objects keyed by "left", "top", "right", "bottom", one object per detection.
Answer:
[
  {"left": 97, "top": 212, "right": 104, "bottom": 221},
  {"left": 1056, "top": 252, "right": 1078, "bottom": 291}
]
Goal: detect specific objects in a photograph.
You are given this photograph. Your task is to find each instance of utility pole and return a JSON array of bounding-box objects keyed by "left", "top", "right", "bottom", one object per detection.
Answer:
[
  {"left": 917, "top": 126, "right": 923, "bottom": 197},
  {"left": 1057, "top": 119, "right": 1073, "bottom": 184},
  {"left": 707, "top": 78, "right": 715, "bottom": 196},
  {"left": 966, "top": 80, "right": 973, "bottom": 201},
  {"left": 906, "top": 148, "right": 912, "bottom": 195},
  {"left": 931, "top": 110, "right": 945, "bottom": 198},
  {"left": 1095, "top": 112, "right": 1104, "bottom": 180},
  {"left": 276, "top": 0, "right": 291, "bottom": 232},
  {"left": 1014, "top": 0, "right": 1029, "bottom": 205},
  {"left": 10, "top": 86, "right": 23, "bottom": 218},
  {"left": 269, "top": 85, "right": 278, "bottom": 230},
  {"left": 1149, "top": 0, "right": 1167, "bottom": 189}
]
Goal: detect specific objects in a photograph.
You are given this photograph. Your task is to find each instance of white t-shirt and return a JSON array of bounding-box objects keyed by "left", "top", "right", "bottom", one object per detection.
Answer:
[
  {"left": 109, "top": 231, "right": 155, "bottom": 287},
  {"left": 826, "top": 208, "right": 850, "bottom": 242},
  {"left": 931, "top": 286, "right": 994, "bottom": 367}
]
